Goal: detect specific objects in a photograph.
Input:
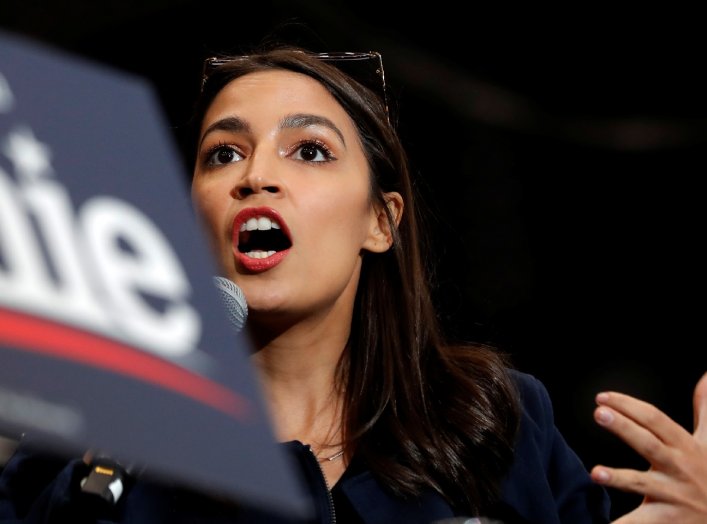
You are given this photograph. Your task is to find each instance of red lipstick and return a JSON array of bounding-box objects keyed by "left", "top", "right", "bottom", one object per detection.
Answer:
[{"left": 232, "top": 207, "right": 292, "bottom": 273}]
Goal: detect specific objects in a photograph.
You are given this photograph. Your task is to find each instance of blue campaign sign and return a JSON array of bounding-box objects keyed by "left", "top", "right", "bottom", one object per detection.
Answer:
[{"left": 0, "top": 30, "right": 312, "bottom": 519}]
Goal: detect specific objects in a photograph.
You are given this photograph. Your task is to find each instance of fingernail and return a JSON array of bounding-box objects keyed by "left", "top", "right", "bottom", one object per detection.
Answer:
[
  {"left": 596, "top": 407, "right": 614, "bottom": 426},
  {"left": 594, "top": 468, "right": 610, "bottom": 483},
  {"left": 596, "top": 392, "right": 609, "bottom": 404}
]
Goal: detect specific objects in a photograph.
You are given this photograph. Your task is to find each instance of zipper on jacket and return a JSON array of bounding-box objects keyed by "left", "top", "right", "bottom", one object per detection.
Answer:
[{"left": 308, "top": 446, "right": 336, "bottom": 524}]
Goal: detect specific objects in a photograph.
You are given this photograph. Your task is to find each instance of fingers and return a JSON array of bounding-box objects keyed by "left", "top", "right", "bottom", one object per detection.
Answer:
[
  {"left": 596, "top": 391, "right": 691, "bottom": 449},
  {"left": 591, "top": 465, "right": 698, "bottom": 514},
  {"left": 82, "top": 449, "right": 94, "bottom": 465},
  {"left": 594, "top": 403, "right": 682, "bottom": 466},
  {"left": 693, "top": 372, "right": 707, "bottom": 440},
  {"left": 594, "top": 463, "right": 707, "bottom": 523},
  {"left": 591, "top": 465, "right": 664, "bottom": 498},
  {"left": 594, "top": 376, "right": 707, "bottom": 524}
]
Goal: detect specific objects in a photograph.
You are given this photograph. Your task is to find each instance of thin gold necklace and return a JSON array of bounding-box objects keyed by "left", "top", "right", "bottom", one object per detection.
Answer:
[{"left": 317, "top": 449, "right": 344, "bottom": 463}]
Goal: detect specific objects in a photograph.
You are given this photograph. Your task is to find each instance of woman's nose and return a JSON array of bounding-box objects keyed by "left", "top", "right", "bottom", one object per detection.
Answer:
[{"left": 233, "top": 165, "right": 282, "bottom": 199}]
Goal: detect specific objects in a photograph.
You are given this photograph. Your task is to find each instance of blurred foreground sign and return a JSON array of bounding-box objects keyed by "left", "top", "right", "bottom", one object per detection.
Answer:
[{"left": 0, "top": 30, "right": 312, "bottom": 519}]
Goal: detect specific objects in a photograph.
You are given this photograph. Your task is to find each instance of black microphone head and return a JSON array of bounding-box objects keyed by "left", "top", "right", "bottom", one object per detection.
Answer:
[{"left": 212, "top": 276, "right": 248, "bottom": 332}]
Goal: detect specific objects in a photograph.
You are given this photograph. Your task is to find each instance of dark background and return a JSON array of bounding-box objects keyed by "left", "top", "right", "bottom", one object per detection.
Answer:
[{"left": 2, "top": 2, "right": 705, "bottom": 519}]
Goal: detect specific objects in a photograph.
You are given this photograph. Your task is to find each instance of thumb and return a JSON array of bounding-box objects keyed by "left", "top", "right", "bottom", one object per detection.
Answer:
[{"left": 693, "top": 371, "right": 707, "bottom": 440}]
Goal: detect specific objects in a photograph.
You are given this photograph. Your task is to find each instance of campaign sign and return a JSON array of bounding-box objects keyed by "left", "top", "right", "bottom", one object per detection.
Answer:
[{"left": 0, "top": 30, "right": 312, "bottom": 518}]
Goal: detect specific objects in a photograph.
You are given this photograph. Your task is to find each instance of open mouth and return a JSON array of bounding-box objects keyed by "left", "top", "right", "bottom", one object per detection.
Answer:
[{"left": 237, "top": 215, "right": 292, "bottom": 259}]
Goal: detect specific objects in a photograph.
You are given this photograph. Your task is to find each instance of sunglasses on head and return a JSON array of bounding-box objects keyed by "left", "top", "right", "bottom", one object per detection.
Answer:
[{"left": 201, "top": 51, "right": 389, "bottom": 119}]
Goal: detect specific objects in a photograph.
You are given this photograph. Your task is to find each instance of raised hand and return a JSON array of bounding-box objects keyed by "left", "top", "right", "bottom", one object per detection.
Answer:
[{"left": 591, "top": 372, "right": 707, "bottom": 523}]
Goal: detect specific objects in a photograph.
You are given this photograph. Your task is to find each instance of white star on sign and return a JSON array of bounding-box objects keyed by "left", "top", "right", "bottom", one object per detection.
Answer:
[{"left": 3, "top": 125, "right": 54, "bottom": 181}]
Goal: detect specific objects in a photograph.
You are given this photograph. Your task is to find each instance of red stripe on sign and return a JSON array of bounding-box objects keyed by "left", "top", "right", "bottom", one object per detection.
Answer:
[{"left": 0, "top": 307, "right": 251, "bottom": 420}]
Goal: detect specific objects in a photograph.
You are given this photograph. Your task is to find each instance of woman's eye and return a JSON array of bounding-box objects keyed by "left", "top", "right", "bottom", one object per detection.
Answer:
[
  {"left": 206, "top": 145, "right": 243, "bottom": 166},
  {"left": 292, "top": 142, "right": 334, "bottom": 163}
]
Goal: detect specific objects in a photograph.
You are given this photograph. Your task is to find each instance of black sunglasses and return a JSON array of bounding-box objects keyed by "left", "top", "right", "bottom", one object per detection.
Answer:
[{"left": 201, "top": 51, "right": 389, "bottom": 119}]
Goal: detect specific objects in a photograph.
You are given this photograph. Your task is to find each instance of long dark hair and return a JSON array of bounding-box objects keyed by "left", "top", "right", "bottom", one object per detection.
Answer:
[{"left": 192, "top": 45, "right": 520, "bottom": 515}]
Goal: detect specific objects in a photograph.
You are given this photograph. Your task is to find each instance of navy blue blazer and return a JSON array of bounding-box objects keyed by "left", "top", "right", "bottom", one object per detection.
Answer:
[{"left": 0, "top": 371, "right": 610, "bottom": 523}]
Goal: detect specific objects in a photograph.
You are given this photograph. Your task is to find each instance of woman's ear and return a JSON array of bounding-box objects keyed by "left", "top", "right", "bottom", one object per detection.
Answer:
[{"left": 363, "top": 192, "right": 404, "bottom": 253}]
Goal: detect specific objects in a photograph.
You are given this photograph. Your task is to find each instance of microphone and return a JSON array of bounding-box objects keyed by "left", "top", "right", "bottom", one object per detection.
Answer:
[{"left": 212, "top": 276, "right": 248, "bottom": 332}]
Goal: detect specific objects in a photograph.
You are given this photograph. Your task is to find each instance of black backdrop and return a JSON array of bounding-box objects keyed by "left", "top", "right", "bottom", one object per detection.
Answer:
[{"left": 3, "top": 2, "right": 706, "bottom": 519}]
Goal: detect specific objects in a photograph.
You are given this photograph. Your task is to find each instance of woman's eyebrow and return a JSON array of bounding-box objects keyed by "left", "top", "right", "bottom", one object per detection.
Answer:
[
  {"left": 280, "top": 113, "right": 346, "bottom": 148},
  {"left": 199, "top": 116, "right": 250, "bottom": 148}
]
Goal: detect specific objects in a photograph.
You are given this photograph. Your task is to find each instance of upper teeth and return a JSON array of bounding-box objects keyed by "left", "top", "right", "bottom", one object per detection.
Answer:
[{"left": 241, "top": 216, "right": 281, "bottom": 232}]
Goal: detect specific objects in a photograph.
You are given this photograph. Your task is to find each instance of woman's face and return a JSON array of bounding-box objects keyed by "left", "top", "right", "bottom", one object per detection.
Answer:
[{"left": 192, "top": 70, "right": 391, "bottom": 326}]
